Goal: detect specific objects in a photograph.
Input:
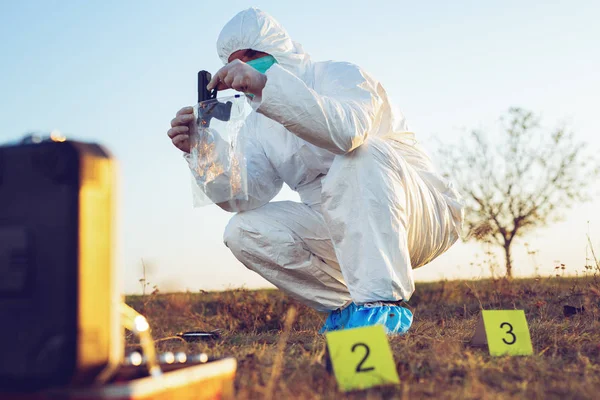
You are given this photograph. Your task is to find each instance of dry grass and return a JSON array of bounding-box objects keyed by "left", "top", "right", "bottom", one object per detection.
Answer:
[{"left": 125, "top": 276, "right": 600, "bottom": 399}]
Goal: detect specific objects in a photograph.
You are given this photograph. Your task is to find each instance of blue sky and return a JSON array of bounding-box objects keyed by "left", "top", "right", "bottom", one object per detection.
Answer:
[{"left": 1, "top": 1, "right": 599, "bottom": 294}]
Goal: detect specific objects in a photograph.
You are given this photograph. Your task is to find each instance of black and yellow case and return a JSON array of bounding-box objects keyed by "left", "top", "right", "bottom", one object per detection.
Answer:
[{"left": 0, "top": 140, "right": 122, "bottom": 391}]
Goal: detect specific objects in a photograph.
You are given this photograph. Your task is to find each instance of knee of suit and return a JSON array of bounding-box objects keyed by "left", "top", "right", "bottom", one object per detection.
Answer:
[
  {"left": 223, "top": 209, "right": 309, "bottom": 271},
  {"left": 223, "top": 210, "right": 292, "bottom": 265},
  {"left": 223, "top": 213, "right": 254, "bottom": 262}
]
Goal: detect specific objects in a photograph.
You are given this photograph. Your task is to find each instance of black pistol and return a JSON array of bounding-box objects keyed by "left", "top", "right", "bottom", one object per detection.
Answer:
[{"left": 197, "top": 70, "right": 232, "bottom": 128}]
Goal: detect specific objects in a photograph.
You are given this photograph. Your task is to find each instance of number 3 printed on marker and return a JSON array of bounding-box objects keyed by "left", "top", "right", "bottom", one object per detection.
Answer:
[
  {"left": 479, "top": 310, "right": 533, "bottom": 356},
  {"left": 500, "top": 322, "right": 516, "bottom": 345}
]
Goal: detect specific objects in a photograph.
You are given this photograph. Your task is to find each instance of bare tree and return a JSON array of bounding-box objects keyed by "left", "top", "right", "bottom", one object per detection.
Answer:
[{"left": 437, "top": 108, "right": 599, "bottom": 277}]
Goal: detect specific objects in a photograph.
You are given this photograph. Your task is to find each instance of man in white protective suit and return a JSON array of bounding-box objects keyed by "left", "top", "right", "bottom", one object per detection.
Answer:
[{"left": 167, "top": 8, "right": 463, "bottom": 335}]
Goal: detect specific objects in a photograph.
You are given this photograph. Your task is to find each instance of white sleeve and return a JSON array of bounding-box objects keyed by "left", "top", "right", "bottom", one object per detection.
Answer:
[
  {"left": 184, "top": 122, "right": 283, "bottom": 213},
  {"left": 252, "top": 62, "right": 384, "bottom": 155}
]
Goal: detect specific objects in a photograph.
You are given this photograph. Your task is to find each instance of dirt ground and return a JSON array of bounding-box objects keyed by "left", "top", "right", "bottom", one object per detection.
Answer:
[{"left": 126, "top": 276, "right": 600, "bottom": 399}]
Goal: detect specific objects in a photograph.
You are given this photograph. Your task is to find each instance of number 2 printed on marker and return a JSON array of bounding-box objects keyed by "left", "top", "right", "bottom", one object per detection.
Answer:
[{"left": 352, "top": 343, "right": 375, "bottom": 373}]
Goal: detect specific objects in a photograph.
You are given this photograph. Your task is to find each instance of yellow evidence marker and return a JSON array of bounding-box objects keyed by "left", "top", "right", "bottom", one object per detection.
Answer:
[
  {"left": 325, "top": 325, "right": 400, "bottom": 392},
  {"left": 471, "top": 310, "right": 534, "bottom": 356}
]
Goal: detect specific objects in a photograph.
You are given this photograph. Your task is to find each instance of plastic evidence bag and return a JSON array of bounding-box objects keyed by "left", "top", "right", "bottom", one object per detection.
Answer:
[{"left": 188, "top": 94, "right": 249, "bottom": 207}]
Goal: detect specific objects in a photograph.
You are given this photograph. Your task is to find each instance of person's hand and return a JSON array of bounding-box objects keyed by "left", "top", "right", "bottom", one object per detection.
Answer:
[
  {"left": 168, "top": 106, "right": 194, "bottom": 153},
  {"left": 207, "top": 59, "right": 267, "bottom": 97}
]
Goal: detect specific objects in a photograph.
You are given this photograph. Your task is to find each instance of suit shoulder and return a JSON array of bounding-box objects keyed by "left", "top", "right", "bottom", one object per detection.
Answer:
[{"left": 313, "top": 60, "right": 364, "bottom": 77}]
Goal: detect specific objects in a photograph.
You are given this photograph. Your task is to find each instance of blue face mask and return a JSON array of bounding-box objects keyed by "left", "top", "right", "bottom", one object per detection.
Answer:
[
  {"left": 244, "top": 55, "right": 278, "bottom": 99},
  {"left": 246, "top": 55, "right": 278, "bottom": 74}
]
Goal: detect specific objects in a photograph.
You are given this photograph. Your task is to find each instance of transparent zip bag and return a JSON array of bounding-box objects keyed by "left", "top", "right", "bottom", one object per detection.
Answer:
[{"left": 188, "top": 93, "right": 250, "bottom": 207}]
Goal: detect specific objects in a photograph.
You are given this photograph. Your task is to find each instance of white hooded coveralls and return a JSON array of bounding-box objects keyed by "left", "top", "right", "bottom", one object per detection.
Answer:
[{"left": 187, "top": 8, "right": 464, "bottom": 312}]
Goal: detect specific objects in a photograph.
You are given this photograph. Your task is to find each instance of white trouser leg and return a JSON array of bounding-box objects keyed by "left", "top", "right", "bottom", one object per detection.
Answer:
[
  {"left": 223, "top": 201, "right": 352, "bottom": 312},
  {"left": 321, "top": 136, "right": 460, "bottom": 304}
]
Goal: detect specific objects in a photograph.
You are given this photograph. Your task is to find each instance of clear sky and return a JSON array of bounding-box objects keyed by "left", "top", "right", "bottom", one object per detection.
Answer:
[{"left": 1, "top": 1, "right": 599, "bottom": 294}]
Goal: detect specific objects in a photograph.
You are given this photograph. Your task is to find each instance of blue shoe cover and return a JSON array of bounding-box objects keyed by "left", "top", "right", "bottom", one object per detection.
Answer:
[
  {"left": 319, "top": 303, "right": 357, "bottom": 334},
  {"left": 346, "top": 304, "right": 413, "bottom": 335}
]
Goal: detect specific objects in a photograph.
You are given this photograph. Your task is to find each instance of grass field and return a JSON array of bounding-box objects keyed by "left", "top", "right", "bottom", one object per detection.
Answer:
[{"left": 126, "top": 275, "right": 600, "bottom": 399}]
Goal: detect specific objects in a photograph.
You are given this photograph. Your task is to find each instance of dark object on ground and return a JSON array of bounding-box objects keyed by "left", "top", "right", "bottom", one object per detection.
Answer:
[
  {"left": 177, "top": 330, "right": 221, "bottom": 342},
  {"left": 325, "top": 344, "right": 333, "bottom": 374},
  {"left": 563, "top": 305, "right": 585, "bottom": 317}
]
